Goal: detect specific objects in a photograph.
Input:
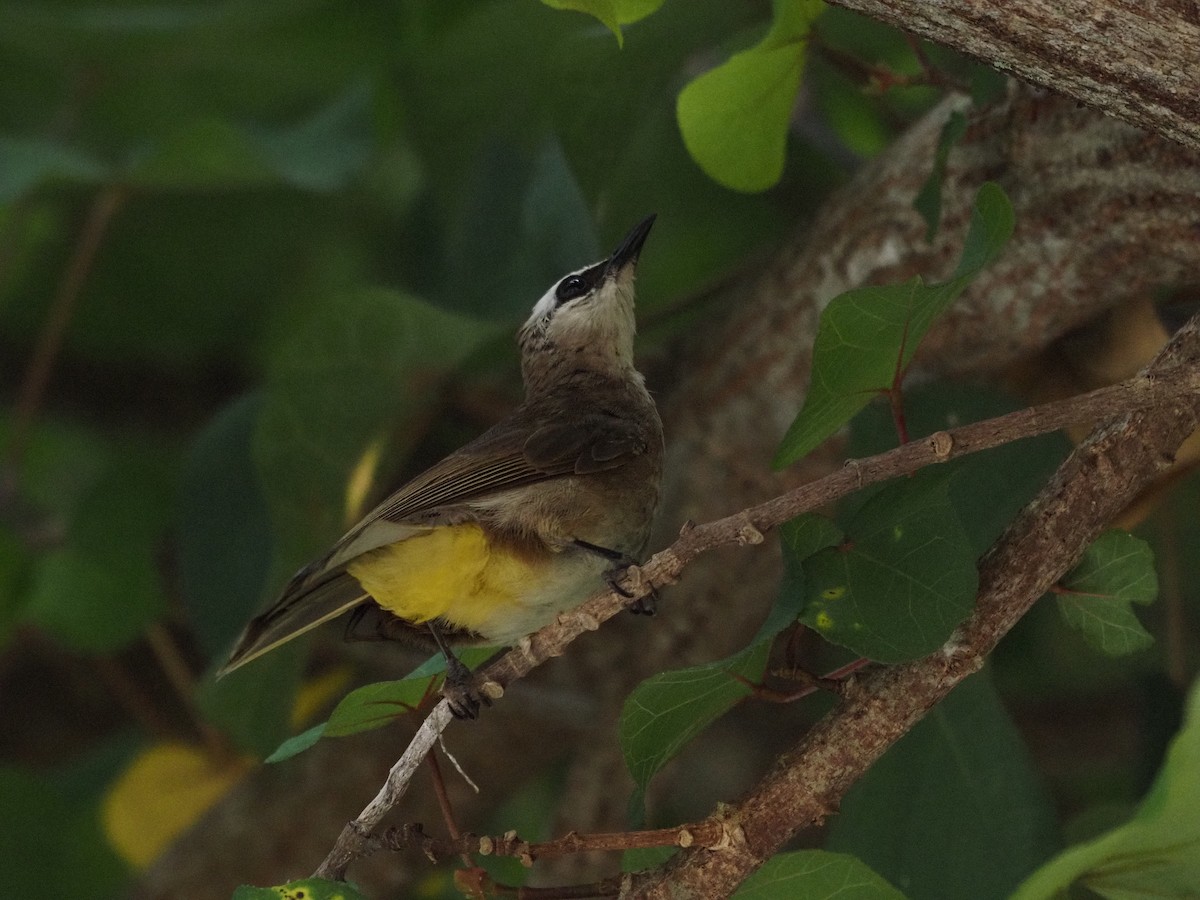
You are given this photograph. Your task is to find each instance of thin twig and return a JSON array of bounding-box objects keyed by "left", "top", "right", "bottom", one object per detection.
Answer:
[
  {"left": 4, "top": 185, "right": 127, "bottom": 475},
  {"left": 426, "top": 753, "right": 473, "bottom": 869},
  {"left": 313, "top": 358, "right": 1200, "bottom": 881},
  {"left": 438, "top": 733, "right": 480, "bottom": 794},
  {"left": 498, "top": 875, "right": 625, "bottom": 899},
  {"left": 93, "top": 656, "right": 176, "bottom": 739},
  {"left": 315, "top": 702, "right": 453, "bottom": 877},
  {"left": 144, "top": 624, "right": 230, "bottom": 760}
]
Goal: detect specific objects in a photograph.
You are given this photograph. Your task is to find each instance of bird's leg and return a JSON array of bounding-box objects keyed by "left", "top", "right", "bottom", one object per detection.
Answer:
[
  {"left": 429, "top": 621, "right": 489, "bottom": 720},
  {"left": 343, "top": 604, "right": 378, "bottom": 641},
  {"left": 344, "top": 605, "right": 439, "bottom": 651},
  {"left": 572, "top": 539, "right": 657, "bottom": 616}
]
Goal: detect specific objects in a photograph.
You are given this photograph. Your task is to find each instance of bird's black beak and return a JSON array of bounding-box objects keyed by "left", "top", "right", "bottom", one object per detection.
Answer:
[{"left": 607, "top": 214, "right": 656, "bottom": 276}]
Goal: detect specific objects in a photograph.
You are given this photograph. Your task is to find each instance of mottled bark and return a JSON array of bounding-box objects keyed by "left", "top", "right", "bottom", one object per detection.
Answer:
[{"left": 825, "top": 0, "right": 1200, "bottom": 153}]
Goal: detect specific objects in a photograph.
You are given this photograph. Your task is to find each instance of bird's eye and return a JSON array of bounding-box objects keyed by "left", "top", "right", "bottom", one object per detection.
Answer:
[{"left": 555, "top": 274, "right": 590, "bottom": 304}]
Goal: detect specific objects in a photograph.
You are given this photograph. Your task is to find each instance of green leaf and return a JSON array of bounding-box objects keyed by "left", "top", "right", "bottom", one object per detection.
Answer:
[
  {"left": 814, "top": 7, "right": 923, "bottom": 75},
  {"left": 806, "top": 54, "right": 893, "bottom": 158},
  {"left": 622, "top": 845, "right": 679, "bottom": 873},
  {"left": 734, "top": 850, "right": 907, "bottom": 899},
  {"left": 232, "top": 878, "right": 369, "bottom": 900},
  {"left": 676, "top": 0, "right": 823, "bottom": 192},
  {"left": 24, "top": 550, "right": 157, "bottom": 651},
  {"left": 621, "top": 641, "right": 769, "bottom": 795},
  {"left": 23, "top": 457, "right": 171, "bottom": 652},
  {"left": 265, "top": 647, "right": 496, "bottom": 760},
  {"left": 780, "top": 513, "right": 843, "bottom": 565},
  {"left": 442, "top": 139, "right": 601, "bottom": 319},
  {"left": 177, "top": 393, "right": 274, "bottom": 660},
  {"left": 1055, "top": 530, "right": 1158, "bottom": 657},
  {"left": 264, "top": 683, "right": 419, "bottom": 763},
  {"left": 807, "top": 8, "right": 931, "bottom": 154},
  {"left": 128, "top": 84, "right": 374, "bottom": 192},
  {"left": 539, "top": 0, "right": 666, "bottom": 45},
  {"left": 642, "top": 518, "right": 848, "bottom": 815},
  {"left": 913, "top": 109, "right": 967, "bottom": 240},
  {"left": 611, "top": 0, "right": 667, "bottom": 23},
  {"left": 197, "top": 644, "right": 306, "bottom": 758},
  {"left": 950, "top": 181, "right": 1015, "bottom": 279},
  {"left": 1012, "top": 677, "right": 1200, "bottom": 900},
  {"left": 0, "top": 767, "right": 128, "bottom": 898},
  {"left": 264, "top": 722, "right": 326, "bottom": 764},
  {"left": 248, "top": 83, "right": 375, "bottom": 193},
  {"left": 1139, "top": 467, "right": 1200, "bottom": 638},
  {"left": 968, "top": 66, "right": 1008, "bottom": 106},
  {"left": 0, "top": 136, "right": 109, "bottom": 203},
  {"left": 519, "top": 140, "right": 605, "bottom": 299},
  {"left": 847, "top": 381, "right": 1071, "bottom": 554},
  {"left": 0, "top": 420, "right": 116, "bottom": 652},
  {"left": 774, "top": 182, "right": 1014, "bottom": 467},
  {"left": 324, "top": 678, "right": 438, "bottom": 737},
  {"left": 254, "top": 287, "right": 497, "bottom": 566},
  {"left": 620, "top": 560, "right": 812, "bottom": 811},
  {"left": 126, "top": 119, "right": 275, "bottom": 189},
  {"left": 798, "top": 472, "right": 977, "bottom": 663},
  {"left": 828, "top": 675, "right": 1058, "bottom": 900}
]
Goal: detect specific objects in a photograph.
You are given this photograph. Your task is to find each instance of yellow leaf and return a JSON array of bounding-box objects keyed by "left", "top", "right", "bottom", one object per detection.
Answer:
[
  {"left": 343, "top": 436, "right": 383, "bottom": 525},
  {"left": 103, "top": 742, "right": 253, "bottom": 868}
]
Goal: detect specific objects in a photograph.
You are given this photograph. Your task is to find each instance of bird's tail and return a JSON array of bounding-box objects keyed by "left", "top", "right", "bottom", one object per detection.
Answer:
[{"left": 217, "top": 570, "right": 368, "bottom": 676}]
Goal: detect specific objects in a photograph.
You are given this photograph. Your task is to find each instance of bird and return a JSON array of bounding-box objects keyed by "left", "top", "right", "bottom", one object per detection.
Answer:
[{"left": 219, "top": 215, "right": 664, "bottom": 717}]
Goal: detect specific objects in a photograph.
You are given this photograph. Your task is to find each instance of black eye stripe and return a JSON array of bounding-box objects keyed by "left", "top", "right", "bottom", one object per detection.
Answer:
[
  {"left": 554, "top": 261, "right": 606, "bottom": 305},
  {"left": 557, "top": 275, "right": 588, "bottom": 301}
]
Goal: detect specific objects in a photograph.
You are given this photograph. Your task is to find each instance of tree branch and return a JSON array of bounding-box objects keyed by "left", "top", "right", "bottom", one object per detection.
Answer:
[
  {"left": 824, "top": 0, "right": 1200, "bottom": 153},
  {"left": 375, "top": 820, "right": 730, "bottom": 866},
  {"left": 313, "top": 342, "right": 1200, "bottom": 882},
  {"left": 623, "top": 315, "right": 1200, "bottom": 898}
]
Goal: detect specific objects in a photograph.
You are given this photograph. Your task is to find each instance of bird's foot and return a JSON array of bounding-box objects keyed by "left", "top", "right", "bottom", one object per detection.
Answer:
[
  {"left": 441, "top": 651, "right": 497, "bottom": 720},
  {"left": 602, "top": 566, "right": 657, "bottom": 615},
  {"left": 573, "top": 540, "right": 658, "bottom": 617}
]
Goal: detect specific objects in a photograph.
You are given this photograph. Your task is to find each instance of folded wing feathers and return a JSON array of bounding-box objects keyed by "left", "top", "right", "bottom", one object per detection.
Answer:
[{"left": 221, "top": 407, "right": 648, "bottom": 674}]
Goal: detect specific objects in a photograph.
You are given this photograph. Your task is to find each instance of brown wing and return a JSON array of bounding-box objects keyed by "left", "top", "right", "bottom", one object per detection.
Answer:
[
  {"left": 522, "top": 415, "right": 649, "bottom": 475},
  {"left": 219, "top": 408, "right": 648, "bottom": 675},
  {"left": 341, "top": 409, "right": 649, "bottom": 541}
]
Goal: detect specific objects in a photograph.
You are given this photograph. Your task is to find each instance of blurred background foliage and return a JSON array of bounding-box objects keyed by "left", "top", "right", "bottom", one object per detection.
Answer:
[{"left": 0, "top": 0, "right": 1195, "bottom": 897}]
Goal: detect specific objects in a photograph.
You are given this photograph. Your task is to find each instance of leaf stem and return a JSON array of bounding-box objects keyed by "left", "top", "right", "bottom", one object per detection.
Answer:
[
  {"left": 888, "top": 387, "right": 910, "bottom": 445},
  {"left": 426, "top": 752, "right": 473, "bottom": 869}
]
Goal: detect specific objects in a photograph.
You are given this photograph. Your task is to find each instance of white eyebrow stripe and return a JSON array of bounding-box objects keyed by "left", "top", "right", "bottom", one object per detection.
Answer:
[{"left": 528, "top": 284, "right": 559, "bottom": 322}]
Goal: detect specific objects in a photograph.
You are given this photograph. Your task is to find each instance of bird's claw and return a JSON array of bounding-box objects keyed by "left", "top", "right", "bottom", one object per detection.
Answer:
[
  {"left": 442, "top": 655, "right": 491, "bottom": 720},
  {"left": 603, "top": 567, "right": 658, "bottom": 616}
]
